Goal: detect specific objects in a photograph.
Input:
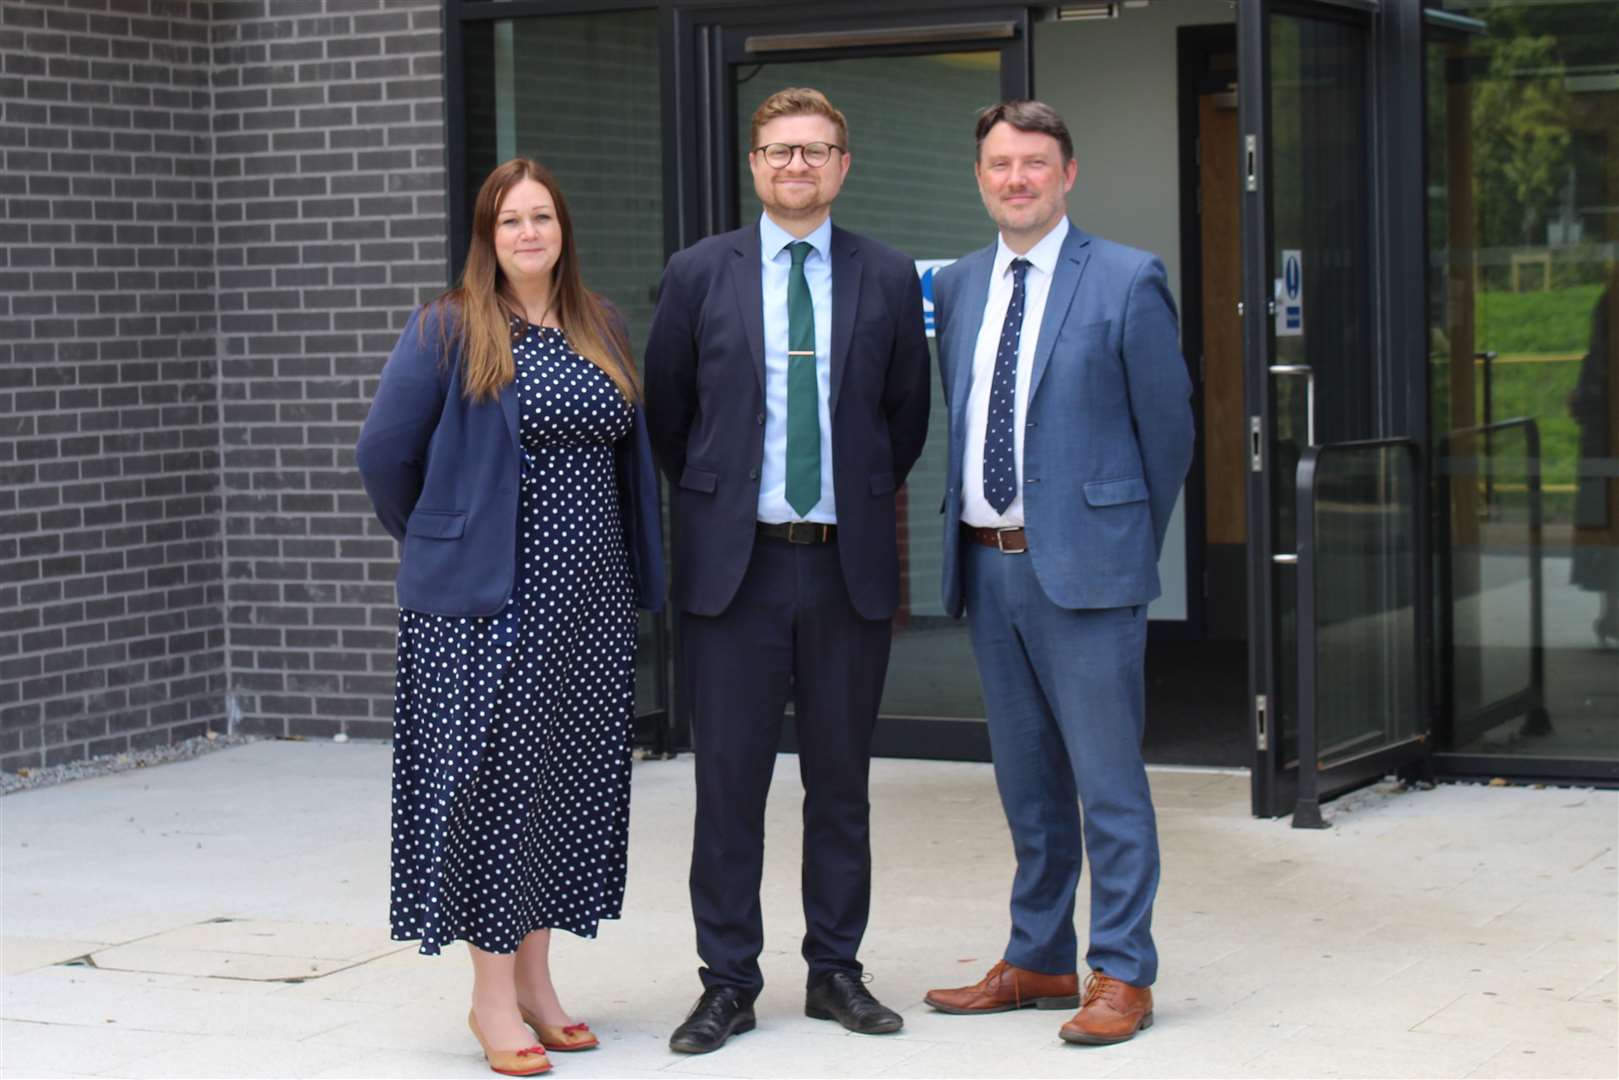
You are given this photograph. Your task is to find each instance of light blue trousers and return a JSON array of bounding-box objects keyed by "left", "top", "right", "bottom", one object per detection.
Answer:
[{"left": 964, "top": 542, "right": 1161, "bottom": 986}]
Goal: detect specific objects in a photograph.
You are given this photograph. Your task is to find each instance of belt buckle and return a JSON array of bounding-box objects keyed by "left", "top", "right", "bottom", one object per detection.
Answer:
[
  {"left": 994, "top": 527, "right": 1026, "bottom": 554},
  {"left": 786, "top": 522, "right": 824, "bottom": 544}
]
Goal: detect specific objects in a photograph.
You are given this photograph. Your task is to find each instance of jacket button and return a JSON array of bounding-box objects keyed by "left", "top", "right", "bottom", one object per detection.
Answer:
[
  {"left": 748, "top": 468, "right": 759, "bottom": 480},
  {"left": 756, "top": 413, "right": 765, "bottom": 425}
]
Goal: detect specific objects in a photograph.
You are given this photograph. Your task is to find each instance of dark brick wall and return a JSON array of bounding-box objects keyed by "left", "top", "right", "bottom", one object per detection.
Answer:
[
  {"left": 1, "top": 0, "right": 224, "bottom": 772},
  {"left": 0, "top": 0, "right": 448, "bottom": 772},
  {"left": 210, "top": 0, "right": 445, "bottom": 741}
]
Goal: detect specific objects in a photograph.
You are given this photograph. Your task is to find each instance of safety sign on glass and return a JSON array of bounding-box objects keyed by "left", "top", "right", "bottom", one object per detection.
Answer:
[
  {"left": 916, "top": 259, "right": 955, "bottom": 338},
  {"left": 1275, "top": 250, "right": 1304, "bottom": 337}
]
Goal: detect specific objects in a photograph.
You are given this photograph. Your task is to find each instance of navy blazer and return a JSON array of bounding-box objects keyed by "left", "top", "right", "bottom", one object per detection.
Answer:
[
  {"left": 936, "top": 223, "right": 1194, "bottom": 615},
  {"left": 643, "top": 222, "right": 931, "bottom": 620},
  {"left": 354, "top": 302, "right": 664, "bottom": 617}
]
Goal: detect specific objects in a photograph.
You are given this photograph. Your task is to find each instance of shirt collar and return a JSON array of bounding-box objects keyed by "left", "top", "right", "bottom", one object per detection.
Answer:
[
  {"left": 760, "top": 212, "right": 833, "bottom": 263},
  {"left": 993, "top": 216, "right": 1070, "bottom": 281}
]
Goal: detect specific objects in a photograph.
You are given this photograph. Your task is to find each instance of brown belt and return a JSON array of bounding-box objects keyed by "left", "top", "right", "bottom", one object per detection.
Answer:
[
  {"left": 757, "top": 521, "right": 836, "bottom": 545},
  {"left": 962, "top": 524, "right": 1028, "bottom": 553}
]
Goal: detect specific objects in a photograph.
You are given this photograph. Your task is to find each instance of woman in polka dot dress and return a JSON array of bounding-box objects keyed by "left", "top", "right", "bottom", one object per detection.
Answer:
[{"left": 356, "top": 158, "right": 664, "bottom": 1076}]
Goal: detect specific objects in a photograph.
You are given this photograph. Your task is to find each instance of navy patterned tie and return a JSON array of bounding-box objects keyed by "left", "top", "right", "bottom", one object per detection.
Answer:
[{"left": 983, "top": 258, "right": 1030, "bottom": 514}]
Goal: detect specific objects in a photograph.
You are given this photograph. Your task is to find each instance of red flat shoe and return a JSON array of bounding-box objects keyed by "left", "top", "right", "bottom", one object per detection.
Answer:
[
  {"left": 469, "top": 1010, "right": 552, "bottom": 1075},
  {"left": 519, "top": 1005, "right": 600, "bottom": 1052}
]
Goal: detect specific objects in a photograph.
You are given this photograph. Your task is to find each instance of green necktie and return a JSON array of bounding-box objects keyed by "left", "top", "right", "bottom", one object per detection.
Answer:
[{"left": 785, "top": 241, "right": 821, "bottom": 517}]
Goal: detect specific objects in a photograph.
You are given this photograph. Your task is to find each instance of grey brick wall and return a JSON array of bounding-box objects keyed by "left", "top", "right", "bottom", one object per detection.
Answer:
[
  {"left": 0, "top": 0, "right": 448, "bottom": 772},
  {"left": 1, "top": 0, "right": 224, "bottom": 772},
  {"left": 211, "top": 0, "right": 445, "bottom": 741}
]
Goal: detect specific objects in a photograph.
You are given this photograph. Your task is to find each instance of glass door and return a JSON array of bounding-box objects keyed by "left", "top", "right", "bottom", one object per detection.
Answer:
[
  {"left": 454, "top": 6, "right": 674, "bottom": 748},
  {"left": 669, "top": 10, "right": 1029, "bottom": 756},
  {"left": 1240, "top": 0, "right": 1432, "bottom": 819}
]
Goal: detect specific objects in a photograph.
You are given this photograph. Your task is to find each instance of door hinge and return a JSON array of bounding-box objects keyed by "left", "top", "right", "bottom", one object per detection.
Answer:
[
  {"left": 1244, "top": 134, "right": 1259, "bottom": 192},
  {"left": 1255, "top": 693, "right": 1269, "bottom": 751},
  {"left": 1249, "top": 415, "right": 1263, "bottom": 471}
]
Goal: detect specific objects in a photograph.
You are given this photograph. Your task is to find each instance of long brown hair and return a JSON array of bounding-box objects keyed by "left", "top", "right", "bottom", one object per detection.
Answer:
[{"left": 429, "top": 158, "right": 639, "bottom": 403}]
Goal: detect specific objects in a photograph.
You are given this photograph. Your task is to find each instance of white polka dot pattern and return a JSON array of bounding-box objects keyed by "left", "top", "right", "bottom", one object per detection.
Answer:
[
  {"left": 983, "top": 257, "right": 1030, "bottom": 515},
  {"left": 388, "top": 326, "right": 638, "bottom": 956}
]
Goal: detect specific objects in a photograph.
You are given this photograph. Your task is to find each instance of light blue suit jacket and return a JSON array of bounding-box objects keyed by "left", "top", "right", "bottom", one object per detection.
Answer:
[{"left": 936, "top": 222, "right": 1195, "bottom": 615}]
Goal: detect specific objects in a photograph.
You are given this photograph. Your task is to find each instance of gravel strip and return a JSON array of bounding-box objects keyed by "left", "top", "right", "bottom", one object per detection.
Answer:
[{"left": 1, "top": 733, "right": 263, "bottom": 796}]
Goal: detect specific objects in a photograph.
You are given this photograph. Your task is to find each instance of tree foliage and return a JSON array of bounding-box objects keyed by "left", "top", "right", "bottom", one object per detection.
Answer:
[{"left": 1471, "top": 2, "right": 1573, "bottom": 248}]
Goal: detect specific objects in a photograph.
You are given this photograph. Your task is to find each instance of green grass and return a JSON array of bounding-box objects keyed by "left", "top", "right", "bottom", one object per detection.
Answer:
[
  {"left": 1432, "top": 286, "right": 1604, "bottom": 523},
  {"left": 1476, "top": 284, "right": 1603, "bottom": 355},
  {"left": 1481, "top": 360, "right": 1580, "bottom": 487}
]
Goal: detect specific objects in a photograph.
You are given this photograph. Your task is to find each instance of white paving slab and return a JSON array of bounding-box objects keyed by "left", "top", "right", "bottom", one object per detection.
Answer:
[{"left": 1, "top": 741, "right": 1615, "bottom": 1079}]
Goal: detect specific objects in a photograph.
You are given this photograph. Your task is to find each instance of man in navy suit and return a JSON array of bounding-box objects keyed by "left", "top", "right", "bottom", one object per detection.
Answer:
[
  {"left": 922, "top": 101, "right": 1194, "bottom": 1046},
  {"left": 644, "top": 87, "right": 930, "bottom": 1055}
]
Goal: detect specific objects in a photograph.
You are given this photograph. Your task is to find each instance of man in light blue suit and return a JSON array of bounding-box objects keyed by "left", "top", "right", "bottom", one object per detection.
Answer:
[{"left": 922, "top": 101, "right": 1194, "bottom": 1046}]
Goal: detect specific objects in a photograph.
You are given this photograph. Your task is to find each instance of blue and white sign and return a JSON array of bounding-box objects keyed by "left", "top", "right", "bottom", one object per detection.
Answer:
[
  {"left": 916, "top": 259, "right": 955, "bottom": 338},
  {"left": 1276, "top": 249, "right": 1304, "bottom": 337}
]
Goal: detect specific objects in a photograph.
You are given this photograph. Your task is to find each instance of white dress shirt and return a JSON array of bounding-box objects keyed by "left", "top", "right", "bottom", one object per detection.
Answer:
[
  {"left": 961, "top": 216, "right": 1070, "bottom": 528},
  {"left": 756, "top": 213, "right": 836, "bottom": 524}
]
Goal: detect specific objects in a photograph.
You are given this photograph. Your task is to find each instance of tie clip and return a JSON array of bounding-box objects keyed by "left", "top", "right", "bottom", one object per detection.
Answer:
[{"left": 787, "top": 350, "right": 815, "bottom": 356}]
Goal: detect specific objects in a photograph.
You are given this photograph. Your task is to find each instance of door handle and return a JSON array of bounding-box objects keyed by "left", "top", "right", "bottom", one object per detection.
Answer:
[
  {"left": 1268, "top": 365, "right": 1315, "bottom": 566},
  {"left": 1268, "top": 364, "right": 1315, "bottom": 448}
]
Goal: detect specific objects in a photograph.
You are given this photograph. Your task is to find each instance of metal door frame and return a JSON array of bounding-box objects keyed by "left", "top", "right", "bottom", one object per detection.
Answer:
[
  {"left": 1239, "top": 0, "right": 1436, "bottom": 817},
  {"left": 661, "top": 1, "right": 1033, "bottom": 753},
  {"left": 669, "top": 3, "right": 1031, "bottom": 245}
]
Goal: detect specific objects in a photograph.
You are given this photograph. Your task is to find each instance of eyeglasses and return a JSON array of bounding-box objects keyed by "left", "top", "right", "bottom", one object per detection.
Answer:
[{"left": 753, "top": 141, "right": 845, "bottom": 168}]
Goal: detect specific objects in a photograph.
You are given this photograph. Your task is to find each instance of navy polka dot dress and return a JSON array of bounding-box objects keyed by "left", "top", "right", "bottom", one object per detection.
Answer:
[{"left": 388, "top": 325, "right": 638, "bottom": 956}]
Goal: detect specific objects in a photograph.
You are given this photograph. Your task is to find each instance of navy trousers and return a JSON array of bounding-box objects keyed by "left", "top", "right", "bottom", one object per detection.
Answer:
[
  {"left": 964, "top": 541, "right": 1160, "bottom": 987},
  {"left": 682, "top": 535, "right": 892, "bottom": 1000}
]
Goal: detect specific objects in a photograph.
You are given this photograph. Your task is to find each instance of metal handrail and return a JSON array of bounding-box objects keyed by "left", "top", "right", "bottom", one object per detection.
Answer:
[{"left": 1293, "top": 437, "right": 1426, "bottom": 829}]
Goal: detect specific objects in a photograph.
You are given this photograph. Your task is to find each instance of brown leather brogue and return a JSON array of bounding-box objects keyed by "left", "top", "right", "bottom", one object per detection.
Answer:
[
  {"left": 924, "top": 960, "right": 1080, "bottom": 1014},
  {"left": 1058, "top": 971, "right": 1153, "bottom": 1045}
]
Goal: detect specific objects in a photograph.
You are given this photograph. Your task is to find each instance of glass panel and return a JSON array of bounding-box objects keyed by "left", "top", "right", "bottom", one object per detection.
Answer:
[
  {"left": 1267, "top": 12, "right": 1374, "bottom": 766},
  {"left": 463, "top": 11, "right": 667, "bottom": 714},
  {"left": 1442, "top": 422, "right": 1539, "bottom": 742},
  {"left": 1308, "top": 445, "right": 1423, "bottom": 767},
  {"left": 733, "top": 53, "right": 1002, "bottom": 719},
  {"left": 1426, "top": 2, "right": 1619, "bottom": 762},
  {"left": 465, "top": 12, "right": 663, "bottom": 360}
]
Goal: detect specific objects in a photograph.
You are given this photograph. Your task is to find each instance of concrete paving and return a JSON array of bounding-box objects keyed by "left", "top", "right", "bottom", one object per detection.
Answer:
[{"left": 2, "top": 741, "right": 1615, "bottom": 1079}]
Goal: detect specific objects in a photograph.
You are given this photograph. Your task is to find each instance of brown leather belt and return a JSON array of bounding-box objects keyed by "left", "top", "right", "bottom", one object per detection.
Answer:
[
  {"left": 962, "top": 524, "right": 1028, "bottom": 553},
  {"left": 757, "top": 521, "right": 836, "bottom": 545}
]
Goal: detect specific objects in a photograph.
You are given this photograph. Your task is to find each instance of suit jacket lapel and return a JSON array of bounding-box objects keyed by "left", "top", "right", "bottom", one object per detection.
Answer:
[
  {"left": 1028, "top": 223, "right": 1091, "bottom": 404},
  {"left": 829, "top": 226, "right": 861, "bottom": 416},
  {"left": 730, "top": 225, "right": 766, "bottom": 395},
  {"left": 950, "top": 247, "right": 995, "bottom": 425}
]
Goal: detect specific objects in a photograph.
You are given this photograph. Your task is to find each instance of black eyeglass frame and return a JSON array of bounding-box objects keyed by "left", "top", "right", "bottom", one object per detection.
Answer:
[{"left": 750, "top": 141, "right": 848, "bottom": 167}]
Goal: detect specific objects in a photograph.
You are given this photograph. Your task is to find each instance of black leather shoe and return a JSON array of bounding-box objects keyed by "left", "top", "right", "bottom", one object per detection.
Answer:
[
  {"left": 669, "top": 986, "right": 756, "bottom": 1054},
  {"left": 806, "top": 971, "right": 904, "bottom": 1035}
]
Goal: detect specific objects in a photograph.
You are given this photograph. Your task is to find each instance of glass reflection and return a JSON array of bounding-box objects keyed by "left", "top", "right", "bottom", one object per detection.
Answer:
[
  {"left": 1310, "top": 446, "right": 1422, "bottom": 767},
  {"left": 1427, "top": 0, "right": 1619, "bottom": 762},
  {"left": 735, "top": 52, "right": 1002, "bottom": 719},
  {"left": 463, "top": 11, "right": 667, "bottom": 717}
]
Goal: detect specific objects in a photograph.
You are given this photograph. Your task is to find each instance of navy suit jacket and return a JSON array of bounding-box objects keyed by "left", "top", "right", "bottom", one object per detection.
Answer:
[
  {"left": 644, "top": 222, "right": 931, "bottom": 620},
  {"left": 354, "top": 302, "right": 664, "bottom": 617},
  {"left": 936, "top": 222, "right": 1194, "bottom": 615}
]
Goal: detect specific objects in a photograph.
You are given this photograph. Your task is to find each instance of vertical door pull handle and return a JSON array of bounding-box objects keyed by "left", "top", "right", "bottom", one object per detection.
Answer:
[{"left": 1268, "top": 364, "right": 1316, "bottom": 448}]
